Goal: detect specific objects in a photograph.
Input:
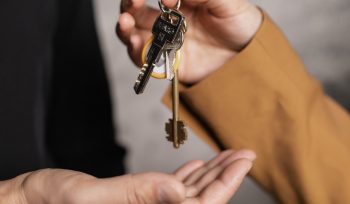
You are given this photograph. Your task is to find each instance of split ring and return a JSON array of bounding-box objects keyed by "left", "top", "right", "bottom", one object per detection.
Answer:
[{"left": 141, "top": 36, "right": 181, "bottom": 79}]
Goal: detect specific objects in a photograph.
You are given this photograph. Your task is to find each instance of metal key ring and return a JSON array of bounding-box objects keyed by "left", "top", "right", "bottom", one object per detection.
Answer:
[
  {"left": 141, "top": 36, "right": 181, "bottom": 79},
  {"left": 158, "top": 0, "right": 181, "bottom": 13}
]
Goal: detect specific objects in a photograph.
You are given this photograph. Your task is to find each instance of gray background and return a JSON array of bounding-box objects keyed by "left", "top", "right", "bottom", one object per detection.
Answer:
[{"left": 93, "top": 0, "right": 350, "bottom": 203}]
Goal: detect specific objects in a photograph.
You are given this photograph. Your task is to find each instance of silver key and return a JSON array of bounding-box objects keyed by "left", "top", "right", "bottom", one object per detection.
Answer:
[
  {"left": 165, "top": 50, "right": 172, "bottom": 80},
  {"left": 134, "top": 9, "right": 186, "bottom": 94},
  {"left": 163, "top": 29, "right": 184, "bottom": 80}
]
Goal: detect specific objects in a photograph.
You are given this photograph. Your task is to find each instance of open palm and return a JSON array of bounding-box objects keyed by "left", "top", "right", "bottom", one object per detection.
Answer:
[
  {"left": 22, "top": 150, "right": 255, "bottom": 204},
  {"left": 117, "top": 0, "right": 261, "bottom": 84}
]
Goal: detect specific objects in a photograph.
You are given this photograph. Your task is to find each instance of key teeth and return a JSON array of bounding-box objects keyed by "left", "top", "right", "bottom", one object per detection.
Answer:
[
  {"left": 178, "top": 121, "right": 188, "bottom": 143},
  {"left": 165, "top": 119, "right": 188, "bottom": 145},
  {"left": 165, "top": 121, "right": 172, "bottom": 141}
]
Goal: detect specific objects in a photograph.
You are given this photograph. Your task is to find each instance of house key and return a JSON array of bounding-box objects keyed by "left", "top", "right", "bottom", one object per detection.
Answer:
[{"left": 133, "top": 3, "right": 186, "bottom": 94}]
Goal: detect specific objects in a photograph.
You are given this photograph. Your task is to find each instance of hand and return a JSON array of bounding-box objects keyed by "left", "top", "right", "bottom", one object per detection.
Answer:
[
  {"left": 117, "top": 0, "right": 262, "bottom": 84},
  {"left": 5, "top": 150, "right": 255, "bottom": 204}
]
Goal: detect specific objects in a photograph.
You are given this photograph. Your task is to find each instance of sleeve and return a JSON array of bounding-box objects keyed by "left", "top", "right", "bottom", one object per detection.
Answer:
[{"left": 163, "top": 12, "right": 350, "bottom": 204}]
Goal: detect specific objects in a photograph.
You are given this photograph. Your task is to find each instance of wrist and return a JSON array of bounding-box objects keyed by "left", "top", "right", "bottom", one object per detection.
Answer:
[
  {"left": 21, "top": 170, "right": 51, "bottom": 204},
  {"left": 21, "top": 169, "right": 77, "bottom": 204},
  {"left": 22, "top": 169, "right": 97, "bottom": 204}
]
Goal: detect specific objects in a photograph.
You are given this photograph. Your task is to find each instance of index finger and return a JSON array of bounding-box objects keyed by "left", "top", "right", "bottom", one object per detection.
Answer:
[{"left": 198, "top": 159, "right": 253, "bottom": 203}]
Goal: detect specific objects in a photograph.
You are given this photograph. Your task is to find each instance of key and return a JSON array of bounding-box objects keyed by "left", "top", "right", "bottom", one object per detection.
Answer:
[
  {"left": 164, "top": 30, "right": 184, "bottom": 80},
  {"left": 139, "top": 32, "right": 182, "bottom": 80},
  {"left": 165, "top": 50, "right": 172, "bottom": 80},
  {"left": 164, "top": 48, "right": 178, "bottom": 80},
  {"left": 134, "top": 9, "right": 186, "bottom": 94},
  {"left": 165, "top": 68, "right": 188, "bottom": 148}
]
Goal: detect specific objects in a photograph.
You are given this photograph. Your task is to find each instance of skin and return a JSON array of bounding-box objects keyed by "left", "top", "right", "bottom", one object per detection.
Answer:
[
  {"left": 117, "top": 0, "right": 262, "bottom": 84},
  {"left": 0, "top": 150, "right": 256, "bottom": 204},
  {"left": 0, "top": 0, "right": 263, "bottom": 203}
]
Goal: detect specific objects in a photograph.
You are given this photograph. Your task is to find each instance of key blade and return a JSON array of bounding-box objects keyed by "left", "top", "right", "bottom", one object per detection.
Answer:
[
  {"left": 134, "top": 44, "right": 162, "bottom": 94},
  {"left": 134, "top": 64, "right": 153, "bottom": 94},
  {"left": 165, "top": 119, "right": 172, "bottom": 142},
  {"left": 165, "top": 119, "right": 171, "bottom": 135},
  {"left": 177, "top": 120, "right": 188, "bottom": 144},
  {"left": 165, "top": 51, "right": 172, "bottom": 80}
]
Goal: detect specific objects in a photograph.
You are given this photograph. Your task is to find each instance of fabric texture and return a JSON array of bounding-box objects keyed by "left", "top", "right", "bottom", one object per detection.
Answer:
[
  {"left": 0, "top": 0, "right": 125, "bottom": 179},
  {"left": 163, "top": 12, "right": 350, "bottom": 204}
]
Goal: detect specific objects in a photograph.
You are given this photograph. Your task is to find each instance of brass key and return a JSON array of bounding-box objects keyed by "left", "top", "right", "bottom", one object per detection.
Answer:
[{"left": 166, "top": 68, "right": 188, "bottom": 148}]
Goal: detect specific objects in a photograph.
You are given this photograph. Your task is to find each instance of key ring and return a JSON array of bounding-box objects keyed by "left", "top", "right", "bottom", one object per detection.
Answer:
[
  {"left": 158, "top": 0, "right": 181, "bottom": 13},
  {"left": 141, "top": 36, "right": 181, "bottom": 79}
]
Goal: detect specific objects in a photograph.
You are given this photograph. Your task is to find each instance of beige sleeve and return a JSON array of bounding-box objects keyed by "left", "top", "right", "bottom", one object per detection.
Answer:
[{"left": 163, "top": 13, "right": 350, "bottom": 204}]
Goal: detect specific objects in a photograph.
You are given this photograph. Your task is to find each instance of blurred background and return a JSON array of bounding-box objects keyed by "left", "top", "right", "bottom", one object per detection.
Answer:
[{"left": 93, "top": 0, "right": 350, "bottom": 203}]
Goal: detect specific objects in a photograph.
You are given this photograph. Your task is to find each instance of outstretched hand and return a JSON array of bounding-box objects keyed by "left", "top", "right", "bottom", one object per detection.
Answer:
[
  {"left": 117, "top": 0, "right": 262, "bottom": 84},
  {"left": 19, "top": 150, "right": 255, "bottom": 204}
]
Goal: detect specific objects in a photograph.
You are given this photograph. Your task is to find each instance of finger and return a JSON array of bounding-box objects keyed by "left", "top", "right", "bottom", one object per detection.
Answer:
[
  {"left": 219, "top": 149, "right": 256, "bottom": 167},
  {"left": 162, "top": 0, "right": 239, "bottom": 18},
  {"left": 185, "top": 150, "right": 256, "bottom": 197},
  {"left": 161, "top": 0, "right": 210, "bottom": 8},
  {"left": 159, "top": 0, "right": 180, "bottom": 8},
  {"left": 120, "top": 0, "right": 159, "bottom": 29},
  {"left": 131, "top": 173, "right": 185, "bottom": 203},
  {"left": 120, "top": 0, "right": 144, "bottom": 14},
  {"left": 95, "top": 173, "right": 185, "bottom": 204},
  {"left": 198, "top": 159, "right": 253, "bottom": 204},
  {"left": 174, "top": 160, "right": 205, "bottom": 181},
  {"left": 183, "top": 150, "right": 234, "bottom": 186},
  {"left": 117, "top": 12, "right": 135, "bottom": 45},
  {"left": 128, "top": 34, "right": 144, "bottom": 66}
]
